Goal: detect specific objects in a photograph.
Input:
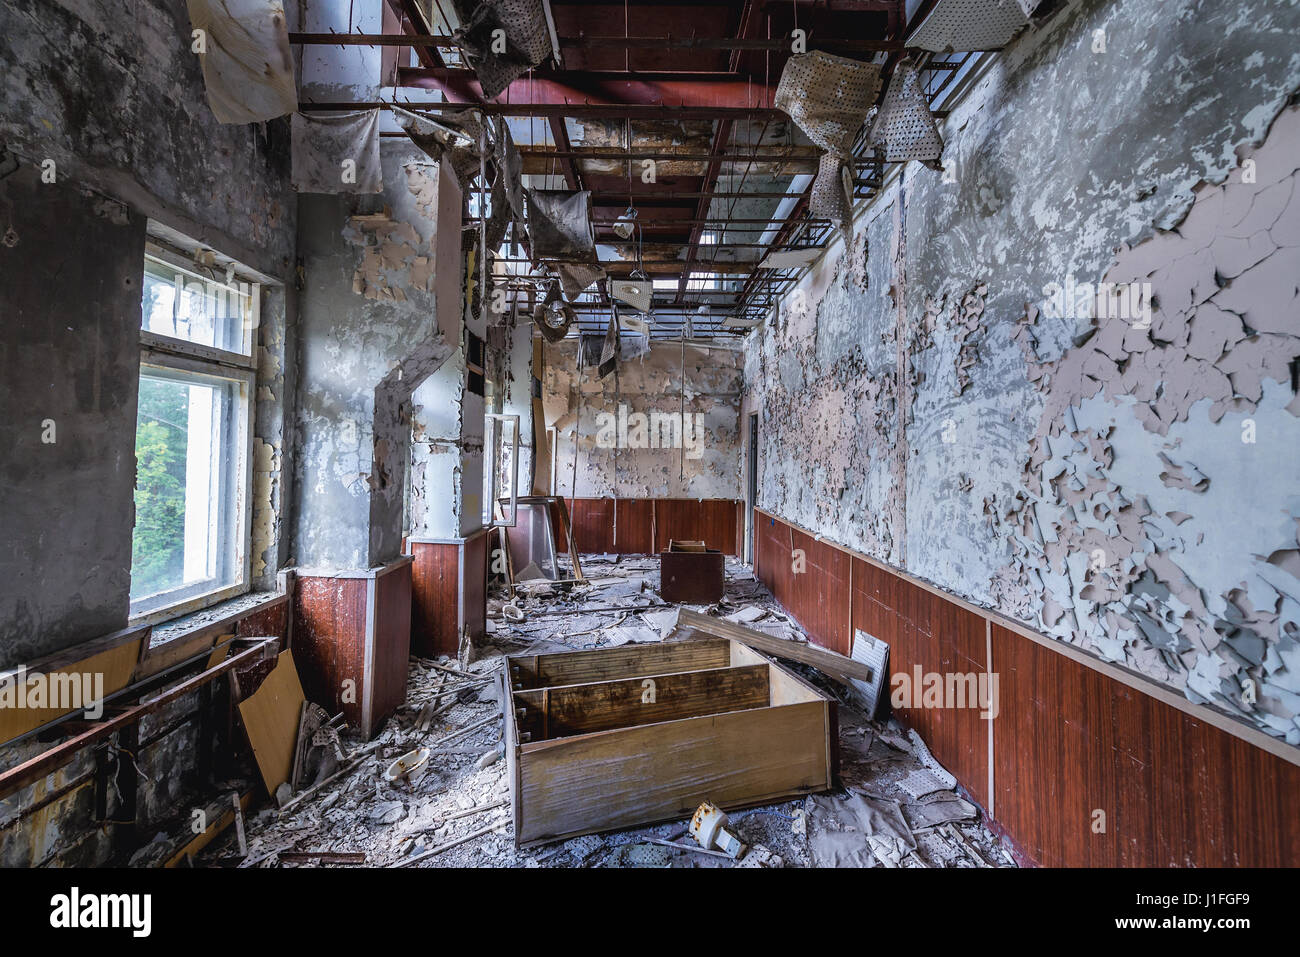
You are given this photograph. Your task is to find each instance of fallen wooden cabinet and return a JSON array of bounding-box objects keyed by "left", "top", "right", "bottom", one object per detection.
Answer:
[{"left": 501, "top": 638, "right": 837, "bottom": 846}]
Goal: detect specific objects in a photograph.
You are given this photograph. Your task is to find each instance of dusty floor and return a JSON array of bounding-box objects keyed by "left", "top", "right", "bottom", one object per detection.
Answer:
[{"left": 196, "top": 556, "right": 1017, "bottom": 869}]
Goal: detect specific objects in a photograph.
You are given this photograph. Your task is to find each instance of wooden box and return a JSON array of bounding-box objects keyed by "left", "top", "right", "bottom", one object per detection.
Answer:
[
  {"left": 659, "top": 542, "right": 725, "bottom": 603},
  {"left": 502, "top": 638, "right": 836, "bottom": 845}
]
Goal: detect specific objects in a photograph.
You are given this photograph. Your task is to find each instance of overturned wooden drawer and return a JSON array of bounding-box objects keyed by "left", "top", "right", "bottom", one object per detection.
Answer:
[{"left": 502, "top": 638, "right": 836, "bottom": 846}]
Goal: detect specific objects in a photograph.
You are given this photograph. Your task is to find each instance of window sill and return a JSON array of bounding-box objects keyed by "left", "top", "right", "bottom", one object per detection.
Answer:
[{"left": 147, "top": 590, "right": 283, "bottom": 650}]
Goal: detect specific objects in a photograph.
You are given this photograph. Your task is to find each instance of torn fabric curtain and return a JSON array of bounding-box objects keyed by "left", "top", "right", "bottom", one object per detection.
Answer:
[
  {"left": 186, "top": 0, "right": 297, "bottom": 124},
  {"left": 775, "top": 52, "right": 881, "bottom": 231},
  {"left": 393, "top": 106, "right": 486, "bottom": 191},
  {"left": 867, "top": 61, "right": 944, "bottom": 168},
  {"left": 452, "top": 0, "right": 556, "bottom": 100},
  {"left": 291, "top": 110, "right": 383, "bottom": 194},
  {"left": 907, "top": 0, "right": 1032, "bottom": 53},
  {"left": 527, "top": 189, "right": 596, "bottom": 261}
]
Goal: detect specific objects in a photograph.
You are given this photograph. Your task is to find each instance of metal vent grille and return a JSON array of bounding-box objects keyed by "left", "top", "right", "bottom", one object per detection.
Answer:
[
  {"left": 453, "top": 0, "right": 553, "bottom": 100},
  {"left": 907, "top": 0, "right": 1031, "bottom": 53},
  {"left": 776, "top": 52, "right": 882, "bottom": 228},
  {"left": 868, "top": 61, "right": 944, "bottom": 166}
]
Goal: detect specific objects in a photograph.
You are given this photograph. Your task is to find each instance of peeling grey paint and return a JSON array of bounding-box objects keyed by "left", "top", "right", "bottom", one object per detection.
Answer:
[{"left": 744, "top": 0, "right": 1300, "bottom": 745}]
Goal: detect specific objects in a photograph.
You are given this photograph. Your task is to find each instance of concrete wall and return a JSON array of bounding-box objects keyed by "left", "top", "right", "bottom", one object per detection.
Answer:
[
  {"left": 544, "top": 339, "right": 744, "bottom": 499},
  {"left": 0, "top": 0, "right": 298, "bottom": 665},
  {"left": 291, "top": 143, "right": 456, "bottom": 569},
  {"left": 742, "top": 0, "right": 1300, "bottom": 745}
]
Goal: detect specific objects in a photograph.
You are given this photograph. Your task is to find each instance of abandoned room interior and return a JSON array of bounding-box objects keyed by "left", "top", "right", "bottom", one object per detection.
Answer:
[{"left": 1, "top": 0, "right": 1299, "bottom": 888}]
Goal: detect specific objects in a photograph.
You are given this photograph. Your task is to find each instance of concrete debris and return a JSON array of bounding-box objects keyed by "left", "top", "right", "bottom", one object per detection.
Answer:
[{"left": 187, "top": 556, "right": 1011, "bottom": 869}]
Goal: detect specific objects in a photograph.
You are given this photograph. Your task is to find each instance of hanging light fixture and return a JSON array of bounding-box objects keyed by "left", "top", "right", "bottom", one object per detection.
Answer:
[{"left": 612, "top": 206, "right": 639, "bottom": 240}]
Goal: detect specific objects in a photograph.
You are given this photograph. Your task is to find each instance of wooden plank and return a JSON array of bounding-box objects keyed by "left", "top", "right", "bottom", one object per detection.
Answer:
[
  {"left": 514, "top": 664, "right": 770, "bottom": 739},
  {"left": 236, "top": 650, "right": 306, "bottom": 798},
  {"left": 671, "top": 609, "right": 876, "bottom": 685},
  {"left": 163, "top": 790, "right": 255, "bottom": 867},
  {"left": 516, "top": 700, "right": 830, "bottom": 844},
  {"left": 507, "top": 638, "right": 731, "bottom": 689},
  {"left": 0, "top": 629, "right": 146, "bottom": 745},
  {"left": 0, "top": 638, "right": 278, "bottom": 801}
]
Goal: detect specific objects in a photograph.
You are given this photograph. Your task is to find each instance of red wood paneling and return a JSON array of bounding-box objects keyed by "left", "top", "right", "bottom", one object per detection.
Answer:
[
  {"left": 568, "top": 498, "right": 616, "bottom": 553},
  {"left": 292, "top": 575, "right": 367, "bottom": 728},
  {"left": 614, "top": 499, "right": 655, "bottom": 553},
  {"left": 757, "top": 510, "right": 1300, "bottom": 867},
  {"left": 463, "top": 531, "right": 488, "bottom": 641},
  {"left": 235, "top": 599, "right": 288, "bottom": 641},
  {"left": 371, "top": 563, "right": 412, "bottom": 735},
  {"left": 992, "top": 623, "right": 1300, "bottom": 866},
  {"left": 553, "top": 498, "right": 745, "bottom": 556},
  {"left": 410, "top": 541, "right": 461, "bottom": 658}
]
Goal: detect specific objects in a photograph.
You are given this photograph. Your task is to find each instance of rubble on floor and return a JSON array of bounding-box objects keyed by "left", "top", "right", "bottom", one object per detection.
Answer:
[{"left": 195, "top": 555, "right": 1016, "bottom": 868}]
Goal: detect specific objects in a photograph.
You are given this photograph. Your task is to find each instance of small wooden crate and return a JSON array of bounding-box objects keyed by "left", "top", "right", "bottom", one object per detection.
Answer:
[
  {"left": 502, "top": 638, "right": 836, "bottom": 846},
  {"left": 659, "top": 542, "right": 725, "bottom": 604}
]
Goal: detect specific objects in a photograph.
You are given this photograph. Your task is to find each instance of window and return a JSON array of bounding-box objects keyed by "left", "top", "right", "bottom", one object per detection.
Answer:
[{"left": 130, "top": 245, "right": 258, "bottom": 621}]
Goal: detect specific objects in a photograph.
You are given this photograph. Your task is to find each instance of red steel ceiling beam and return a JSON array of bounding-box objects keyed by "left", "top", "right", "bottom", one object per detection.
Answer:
[
  {"left": 397, "top": 69, "right": 778, "bottom": 110},
  {"left": 290, "top": 33, "right": 902, "bottom": 52},
  {"left": 302, "top": 100, "right": 784, "bottom": 120},
  {"left": 674, "top": 0, "right": 761, "bottom": 304}
]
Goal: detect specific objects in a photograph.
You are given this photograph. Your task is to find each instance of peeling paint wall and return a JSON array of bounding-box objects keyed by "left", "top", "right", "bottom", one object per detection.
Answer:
[
  {"left": 0, "top": 0, "right": 298, "bottom": 664},
  {"left": 744, "top": 0, "right": 1300, "bottom": 745},
  {"left": 291, "top": 142, "right": 456, "bottom": 569},
  {"left": 544, "top": 339, "right": 743, "bottom": 499}
]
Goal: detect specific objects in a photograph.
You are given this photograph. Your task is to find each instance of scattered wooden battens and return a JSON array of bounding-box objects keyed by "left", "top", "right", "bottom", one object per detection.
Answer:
[
  {"left": 670, "top": 608, "right": 877, "bottom": 687},
  {"left": 164, "top": 790, "right": 255, "bottom": 868},
  {"left": 397, "top": 817, "right": 511, "bottom": 867},
  {"left": 278, "top": 850, "right": 367, "bottom": 865}
]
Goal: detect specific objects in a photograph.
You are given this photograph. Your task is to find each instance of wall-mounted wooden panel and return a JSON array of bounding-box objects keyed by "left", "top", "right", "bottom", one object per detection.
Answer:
[
  {"left": 758, "top": 509, "right": 1300, "bottom": 867},
  {"left": 292, "top": 576, "right": 367, "bottom": 728},
  {"left": 235, "top": 599, "right": 288, "bottom": 641},
  {"left": 568, "top": 498, "right": 616, "bottom": 554},
  {"left": 462, "top": 531, "right": 488, "bottom": 642},
  {"left": 614, "top": 499, "right": 655, "bottom": 553},
  {"left": 293, "top": 559, "right": 412, "bottom": 739},
  {"left": 409, "top": 534, "right": 488, "bottom": 660},
  {"left": 991, "top": 623, "right": 1300, "bottom": 866},
  {"left": 370, "top": 562, "right": 412, "bottom": 734},
  {"left": 550, "top": 498, "right": 745, "bottom": 556}
]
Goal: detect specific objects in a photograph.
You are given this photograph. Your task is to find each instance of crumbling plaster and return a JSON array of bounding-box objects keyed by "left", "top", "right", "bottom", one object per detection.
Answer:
[
  {"left": 544, "top": 338, "right": 744, "bottom": 499},
  {"left": 743, "top": 0, "right": 1300, "bottom": 743},
  {"left": 291, "top": 143, "right": 455, "bottom": 570},
  {"left": 1, "top": 0, "right": 300, "bottom": 662}
]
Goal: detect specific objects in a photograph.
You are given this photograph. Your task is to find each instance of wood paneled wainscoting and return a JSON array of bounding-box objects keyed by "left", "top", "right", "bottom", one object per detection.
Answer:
[
  {"left": 754, "top": 508, "right": 1300, "bottom": 867},
  {"left": 550, "top": 498, "right": 745, "bottom": 556},
  {"left": 407, "top": 530, "right": 490, "bottom": 659},
  {"left": 292, "top": 557, "right": 412, "bottom": 740}
]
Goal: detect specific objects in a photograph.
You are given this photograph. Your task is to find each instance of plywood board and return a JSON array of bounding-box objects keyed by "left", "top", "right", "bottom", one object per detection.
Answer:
[
  {"left": 236, "top": 650, "right": 305, "bottom": 798},
  {"left": 514, "top": 664, "right": 770, "bottom": 739},
  {"left": 0, "top": 629, "right": 145, "bottom": 744},
  {"left": 508, "top": 638, "right": 731, "bottom": 689},
  {"left": 516, "top": 700, "right": 830, "bottom": 844}
]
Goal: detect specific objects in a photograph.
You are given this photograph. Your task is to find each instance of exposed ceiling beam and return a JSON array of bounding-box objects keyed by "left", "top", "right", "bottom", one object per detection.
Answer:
[
  {"left": 301, "top": 100, "right": 784, "bottom": 121},
  {"left": 397, "top": 69, "right": 778, "bottom": 110},
  {"left": 289, "top": 33, "right": 903, "bottom": 53}
]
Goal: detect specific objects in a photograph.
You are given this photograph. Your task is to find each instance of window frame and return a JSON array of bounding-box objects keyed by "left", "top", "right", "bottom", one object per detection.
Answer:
[{"left": 129, "top": 248, "right": 259, "bottom": 627}]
